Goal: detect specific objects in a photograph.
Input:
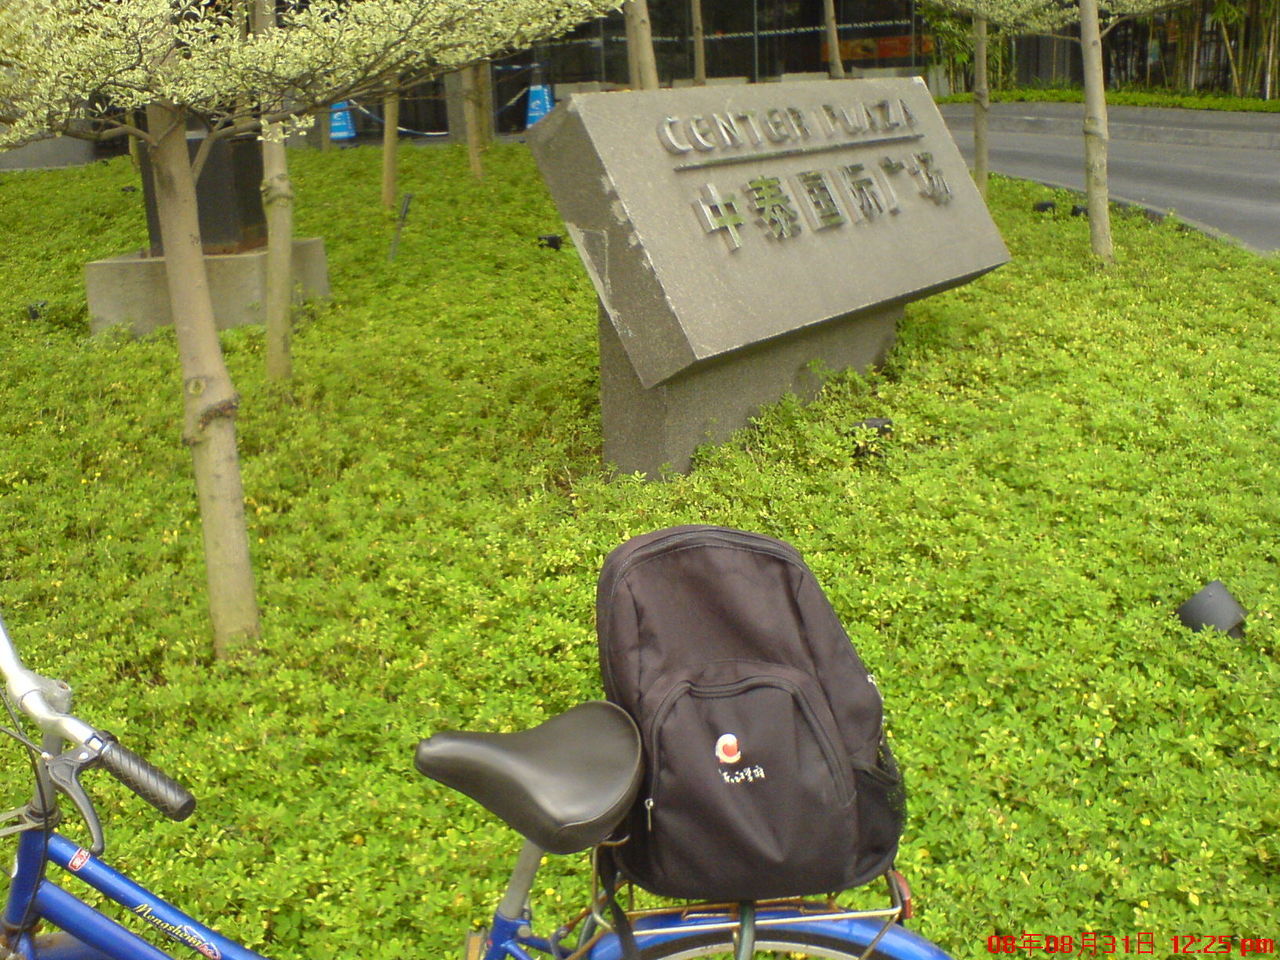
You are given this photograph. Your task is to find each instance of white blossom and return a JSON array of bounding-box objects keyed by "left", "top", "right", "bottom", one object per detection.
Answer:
[
  {"left": 927, "top": 0, "right": 1183, "bottom": 33},
  {"left": 0, "top": 0, "right": 622, "bottom": 147}
]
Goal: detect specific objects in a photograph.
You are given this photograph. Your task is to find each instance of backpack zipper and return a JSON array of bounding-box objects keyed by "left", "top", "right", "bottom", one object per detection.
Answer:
[
  {"left": 640, "top": 678, "right": 694, "bottom": 824},
  {"left": 606, "top": 529, "right": 802, "bottom": 589},
  {"left": 598, "top": 528, "right": 804, "bottom": 698}
]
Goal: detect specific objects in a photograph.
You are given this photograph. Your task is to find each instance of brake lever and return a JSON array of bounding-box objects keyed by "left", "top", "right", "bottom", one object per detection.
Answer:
[{"left": 44, "top": 745, "right": 105, "bottom": 856}]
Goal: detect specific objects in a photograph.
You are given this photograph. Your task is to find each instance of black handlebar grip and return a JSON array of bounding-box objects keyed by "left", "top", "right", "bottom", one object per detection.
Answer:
[{"left": 99, "top": 739, "right": 196, "bottom": 821}]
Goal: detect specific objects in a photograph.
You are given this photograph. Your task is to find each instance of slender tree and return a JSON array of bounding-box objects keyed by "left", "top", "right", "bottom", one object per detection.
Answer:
[
  {"left": 930, "top": 0, "right": 1189, "bottom": 261},
  {"left": 929, "top": 0, "right": 1065, "bottom": 200},
  {"left": 691, "top": 0, "right": 707, "bottom": 85},
  {"left": 1210, "top": 0, "right": 1246, "bottom": 93},
  {"left": 461, "top": 62, "right": 488, "bottom": 178},
  {"left": 1074, "top": 0, "right": 1192, "bottom": 261},
  {"left": 381, "top": 84, "right": 401, "bottom": 209},
  {"left": 316, "top": 109, "right": 333, "bottom": 151},
  {"left": 625, "top": 0, "right": 660, "bottom": 89},
  {"left": 1079, "top": 0, "right": 1115, "bottom": 259},
  {"left": 0, "top": 0, "right": 622, "bottom": 655},
  {"left": 1267, "top": 0, "right": 1278, "bottom": 97},
  {"left": 823, "top": 0, "right": 847, "bottom": 78},
  {"left": 973, "top": 14, "right": 990, "bottom": 196},
  {"left": 252, "top": 0, "right": 294, "bottom": 383}
]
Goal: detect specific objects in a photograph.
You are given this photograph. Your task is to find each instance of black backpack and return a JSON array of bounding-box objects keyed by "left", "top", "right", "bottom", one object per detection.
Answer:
[{"left": 596, "top": 526, "right": 905, "bottom": 901}]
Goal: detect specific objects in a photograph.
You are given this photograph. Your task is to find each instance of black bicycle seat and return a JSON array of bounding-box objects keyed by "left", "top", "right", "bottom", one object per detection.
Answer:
[{"left": 415, "top": 700, "right": 642, "bottom": 855}]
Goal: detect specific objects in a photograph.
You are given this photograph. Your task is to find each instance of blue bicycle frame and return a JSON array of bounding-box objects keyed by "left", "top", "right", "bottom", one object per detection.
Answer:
[
  {"left": 3, "top": 829, "right": 267, "bottom": 960},
  {"left": 6, "top": 828, "right": 952, "bottom": 960}
]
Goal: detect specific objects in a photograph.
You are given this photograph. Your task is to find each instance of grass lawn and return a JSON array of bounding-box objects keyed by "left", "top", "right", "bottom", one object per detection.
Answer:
[{"left": 0, "top": 141, "right": 1276, "bottom": 958}]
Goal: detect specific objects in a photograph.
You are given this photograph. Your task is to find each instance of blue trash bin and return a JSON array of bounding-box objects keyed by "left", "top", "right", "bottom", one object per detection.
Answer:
[
  {"left": 331, "top": 101, "right": 356, "bottom": 140},
  {"left": 525, "top": 84, "right": 554, "bottom": 129}
]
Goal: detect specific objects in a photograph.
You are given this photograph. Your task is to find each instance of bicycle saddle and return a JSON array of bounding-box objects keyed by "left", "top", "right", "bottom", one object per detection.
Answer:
[{"left": 415, "top": 700, "right": 642, "bottom": 855}]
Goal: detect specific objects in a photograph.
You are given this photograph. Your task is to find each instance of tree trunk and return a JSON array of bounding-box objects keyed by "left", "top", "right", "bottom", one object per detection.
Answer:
[
  {"left": 476, "top": 61, "right": 494, "bottom": 144},
  {"left": 255, "top": 0, "right": 294, "bottom": 382},
  {"left": 1219, "top": 18, "right": 1244, "bottom": 94},
  {"left": 462, "top": 64, "right": 486, "bottom": 179},
  {"left": 1264, "top": 0, "right": 1274, "bottom": 97},
  {"left": 1190, "top": 3, "right": 1203, "bottom": 89},
  {"left": 691, "top": 0, "right": 707, "bottom": 85},
  {"left": 381, "top": 87, "right": 400, "bottom": 209},
  {"left": 126, "top": 112, "right": 143, "bottom": 171},
  {"left": 1243, "top": 0, "right": 1261, "bottom": 94},
  {"left": 261, "top": 133, "right": 294, "bottom": 381},
  {"left": 1079, "top": 0, "right": 1115, "bottom": 263},
  {"left": 972, "top": 15, "right": 990, "bottom": 199},
  {"left": 1179, "top": 4, "right": 1198, "bottom": 89},
  {"left": 145, "top": 102, "right": 260, "bottom": 654},
  {"left": 317, "top": 107, "right": 333, "bottom": 151},
  {"left": 823, "top": 0, "right": 846, "bottom": 78},
  {"left": 625, "top": 6, "right": 641, "bottom": 88},
  {"left": 1176, "top": 7, "right": 1190, "bottom": 89},
  {"left": 625, "top": 0, "right": 661, "bottom": 89}
]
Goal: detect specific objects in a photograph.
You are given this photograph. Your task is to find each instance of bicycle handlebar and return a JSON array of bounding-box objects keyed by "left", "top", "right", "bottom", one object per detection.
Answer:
[
  {"left": 99, "top": 737, "right": 196, "bottom": 821},
  {"left": 0, "top": 609, "right": 196, "bottom": 824}
]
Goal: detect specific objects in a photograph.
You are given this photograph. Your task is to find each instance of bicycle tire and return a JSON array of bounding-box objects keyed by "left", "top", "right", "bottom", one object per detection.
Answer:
[{"left": 636, "top": 928, "right": 892, "bottom": 959}]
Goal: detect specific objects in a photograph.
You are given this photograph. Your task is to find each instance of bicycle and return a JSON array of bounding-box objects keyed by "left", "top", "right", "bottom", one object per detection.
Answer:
[{"left": 0, "top": 610, "right": 956, "bottom": 960}]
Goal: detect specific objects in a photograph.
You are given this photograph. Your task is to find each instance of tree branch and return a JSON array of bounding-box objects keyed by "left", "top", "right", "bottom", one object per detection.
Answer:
[
  {"left": 96, "top": 122, "right": 155, "bottom": 145},
  {"left": 149, "top": 108, "right": 185, "bottom": 150}
]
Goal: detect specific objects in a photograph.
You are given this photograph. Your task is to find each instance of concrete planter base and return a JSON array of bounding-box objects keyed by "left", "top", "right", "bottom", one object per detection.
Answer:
[{"left": 85, "top": 237, "right": 329, "bottom": 336}]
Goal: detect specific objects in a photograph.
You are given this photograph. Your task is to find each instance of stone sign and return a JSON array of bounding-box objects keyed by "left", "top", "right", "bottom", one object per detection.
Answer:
[{"left": 527, "top": 78, "right": 1008, "bottom": 476}]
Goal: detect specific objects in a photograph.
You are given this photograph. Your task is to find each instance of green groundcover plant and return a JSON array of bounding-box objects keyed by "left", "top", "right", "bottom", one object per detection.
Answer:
[
  {"left": 938, "top": 86, "right": 1280, "bottom": 112},
  {"left": 0, "top": 144, "right": 1276, "bottom": 959}
]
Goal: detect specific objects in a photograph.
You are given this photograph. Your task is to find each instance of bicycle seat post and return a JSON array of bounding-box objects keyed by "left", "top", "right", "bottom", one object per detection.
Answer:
[{"left": 495, "top": 839, "right": 544, "bottom": 924}]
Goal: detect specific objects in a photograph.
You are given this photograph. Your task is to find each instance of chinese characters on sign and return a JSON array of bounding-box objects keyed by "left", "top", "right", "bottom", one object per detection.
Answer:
[
  {"left": 663, "top": 98, "right": 953, "bottom": 252},
  {"left": 693, "top": 153, "right": 951, "bottom": 250}
]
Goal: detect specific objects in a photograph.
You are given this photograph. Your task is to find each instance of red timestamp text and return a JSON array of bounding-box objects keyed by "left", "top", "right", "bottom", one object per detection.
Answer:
[
  {"left": 1173, "top": 936, "right": 1277, "bottom": 955},
  {"left": 985, "top": 933, "right": 1277, "bottom": 955}
]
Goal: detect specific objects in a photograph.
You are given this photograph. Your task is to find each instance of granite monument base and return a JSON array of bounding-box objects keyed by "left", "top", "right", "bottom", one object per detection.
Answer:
[
  {"left": 600, "top": 303, "right": 900, "bottom": 477},
  {"left": 85, "top": 238, "right": 329, "bottom": 336}
]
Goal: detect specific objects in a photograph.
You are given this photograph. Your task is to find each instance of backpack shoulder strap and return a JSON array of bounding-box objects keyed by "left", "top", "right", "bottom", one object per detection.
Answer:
[{"left": 595, "top": 846, "right": 642, "bottom": 960}]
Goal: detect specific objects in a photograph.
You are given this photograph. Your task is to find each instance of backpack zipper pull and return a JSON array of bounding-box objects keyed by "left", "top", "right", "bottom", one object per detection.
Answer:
[{"left": 645, "top": 797, "right": 654, "bottom": 831}]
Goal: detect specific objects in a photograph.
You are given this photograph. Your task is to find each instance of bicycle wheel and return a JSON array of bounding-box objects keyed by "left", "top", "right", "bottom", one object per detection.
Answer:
[{"left": 637, "top": 929, "right": 891, "bottom": 959}]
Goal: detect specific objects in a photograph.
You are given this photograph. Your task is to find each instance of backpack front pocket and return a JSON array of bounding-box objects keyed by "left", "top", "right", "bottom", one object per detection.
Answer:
[{"left": 623, "top": 662, "right": 860, "bottom": 900}]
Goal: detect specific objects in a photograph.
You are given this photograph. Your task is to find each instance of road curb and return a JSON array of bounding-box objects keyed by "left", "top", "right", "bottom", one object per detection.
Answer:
[
  {"left": 937, "top": 103, "right": 1280, "bottom": 149},
  {"left": 1013, "top": 173, "right": 1255, "bottom": 252}
]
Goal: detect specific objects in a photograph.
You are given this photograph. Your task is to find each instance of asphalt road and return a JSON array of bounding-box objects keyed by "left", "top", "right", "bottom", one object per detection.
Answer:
[{"left": 937, "top": 102, "right": 1280, "bottom": 254}]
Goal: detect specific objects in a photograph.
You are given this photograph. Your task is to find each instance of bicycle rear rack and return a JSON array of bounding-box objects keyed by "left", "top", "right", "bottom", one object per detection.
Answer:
[{"left": 578, "top": 847, "right": 909, "bottom": 960}]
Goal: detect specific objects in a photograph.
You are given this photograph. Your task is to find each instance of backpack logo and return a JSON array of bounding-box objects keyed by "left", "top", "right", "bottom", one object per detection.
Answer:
[
  {"left": 714, "top": 733, "right": 741, "bottom": 764},
  {"left": 716, "top": 733, "right": 767, "bottom": 784}
]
